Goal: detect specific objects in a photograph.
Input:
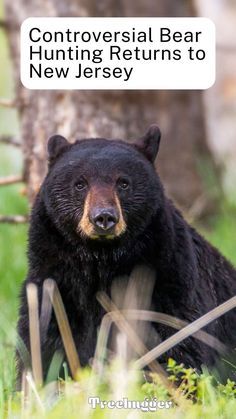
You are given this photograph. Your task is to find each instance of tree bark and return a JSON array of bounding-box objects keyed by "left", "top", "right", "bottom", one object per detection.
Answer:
[
  {"left": 195, "top": 0, "right": 236, "bottom": 203},
  {"left": 4, "top": 0, "right": 215, "bottom": 214}
]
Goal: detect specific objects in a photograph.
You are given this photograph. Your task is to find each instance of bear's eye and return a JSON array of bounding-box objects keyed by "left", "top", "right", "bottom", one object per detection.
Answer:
[
  {"left": 75, "top": 178, "right": 87, "bottom": 191},
  {"left": 116, "top": 177, "right": 130, "bottom": 190}
]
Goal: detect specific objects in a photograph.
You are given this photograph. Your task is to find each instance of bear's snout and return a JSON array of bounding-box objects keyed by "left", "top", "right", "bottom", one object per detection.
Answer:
[
  {"left": 89, "top": 207, "right": 119, "bottom": 233},
  {"left": 78, "top": 187, "right": 127, "bottom": 240}
]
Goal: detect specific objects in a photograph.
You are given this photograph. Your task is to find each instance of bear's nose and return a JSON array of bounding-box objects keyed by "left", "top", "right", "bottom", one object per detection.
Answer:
[{"left": 90, "top": 208, "right": 119, "bottom": 231}]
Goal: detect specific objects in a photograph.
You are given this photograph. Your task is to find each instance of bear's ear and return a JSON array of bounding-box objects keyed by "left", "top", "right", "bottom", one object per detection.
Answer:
[
  {"left": 47, "top": 135, "right": 69, "bottom": 164},
  {"left": 134, "top": 125, "right": 161, "bottom": 163}
]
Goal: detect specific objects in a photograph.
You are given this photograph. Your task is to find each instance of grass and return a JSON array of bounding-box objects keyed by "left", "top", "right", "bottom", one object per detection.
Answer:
[
  {"left": 3, "top": 358, "right": 236, "bottom": 418},
  {"left": 0, "top": 183, "right": 28, "bottom": 401},
  {"left": 201, "top": 203, "right": 236, "bottom": 267}
]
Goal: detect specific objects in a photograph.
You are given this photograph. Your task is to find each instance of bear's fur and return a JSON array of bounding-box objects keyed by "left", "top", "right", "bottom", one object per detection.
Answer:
[{"left": 17, "top": 125, "right": 236, "bottom": 380}]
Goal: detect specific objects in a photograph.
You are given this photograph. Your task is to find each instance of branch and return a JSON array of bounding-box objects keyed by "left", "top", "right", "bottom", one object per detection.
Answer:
[
  {"left": 0, "top": 98, "right": 17, "bottom": 108},
  {"left": 0, "top": 215, "right": 28, "bottom": 224},
  {"left": 0, "top": 19, "right": 8, "bottom": 29},
  {"left": 217, "top": 43, "right": 236, "bottom": 53},
  {"left": 0, "top": 19, "right": 18, "bottom": 32},
  {"left": 0, "top": 175, "right": 23, "bottom": 186},
  {"left": 0, "top": 135, "right": 21, "bottom": 147}
]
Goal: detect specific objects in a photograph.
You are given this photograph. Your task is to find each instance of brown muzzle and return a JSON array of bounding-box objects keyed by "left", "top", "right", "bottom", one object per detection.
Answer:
[{"left": 78, "top": 185, "right": 126, "bottom": 239}]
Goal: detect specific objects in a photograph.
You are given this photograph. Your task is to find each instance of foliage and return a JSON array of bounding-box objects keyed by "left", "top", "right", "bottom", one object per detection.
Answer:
[
  {"left": 0, "top": 358, "right": 235, "bottom": 418},
  {"left": 0, "top": 183, "right": 28, "bottom": 401}
]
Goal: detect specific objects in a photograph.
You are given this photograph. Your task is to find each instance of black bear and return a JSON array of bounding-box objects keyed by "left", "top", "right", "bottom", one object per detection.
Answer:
[{"left": 17, "top": 125, "right": 236, "bottom": 381}]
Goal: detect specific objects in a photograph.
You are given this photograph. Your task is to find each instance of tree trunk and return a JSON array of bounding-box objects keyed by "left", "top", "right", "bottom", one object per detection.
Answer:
[
  {"left": 195, "top": 0, "right": 236, "bottom": 203},
  {"left": 4, "top": 0, "right": 215, "bottom": 215}
]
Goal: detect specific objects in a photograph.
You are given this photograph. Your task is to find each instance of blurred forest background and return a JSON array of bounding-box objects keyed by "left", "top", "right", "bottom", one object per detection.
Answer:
[{"left": 0, "top": 0, "right": 236, "bottom": 393}]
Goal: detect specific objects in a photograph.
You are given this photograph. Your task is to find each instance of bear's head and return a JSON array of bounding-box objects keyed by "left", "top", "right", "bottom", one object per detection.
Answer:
[{"left": 42, "top": 125, "right": 164, "bottom": 244}]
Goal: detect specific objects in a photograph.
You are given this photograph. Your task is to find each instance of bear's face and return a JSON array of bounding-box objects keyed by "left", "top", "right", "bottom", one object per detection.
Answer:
[{"left": 42, "top": 125, "right": 163, "bottom": 244}]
